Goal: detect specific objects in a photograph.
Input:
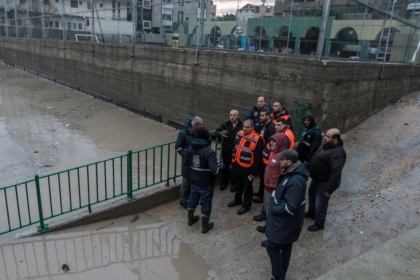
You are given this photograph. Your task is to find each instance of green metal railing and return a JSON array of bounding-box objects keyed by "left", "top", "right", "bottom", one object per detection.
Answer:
[{"left": 0, "top": 104, "right": 311, "bottom": 236}]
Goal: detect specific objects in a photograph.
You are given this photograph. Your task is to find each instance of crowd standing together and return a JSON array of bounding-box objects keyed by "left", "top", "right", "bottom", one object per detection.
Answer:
[{"left": 175, "top": 96, "right": 347, "bottom": 280}]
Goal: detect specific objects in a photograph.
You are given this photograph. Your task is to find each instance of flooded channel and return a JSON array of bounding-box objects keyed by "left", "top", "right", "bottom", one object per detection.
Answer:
[{"left": 0, "top": 63, "right": 216, "bottom": 279}]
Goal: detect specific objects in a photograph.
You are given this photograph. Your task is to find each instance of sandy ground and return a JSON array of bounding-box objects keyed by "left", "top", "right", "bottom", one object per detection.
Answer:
[{"left": 150, "top": 91, "right": 420, "bottom": 279}]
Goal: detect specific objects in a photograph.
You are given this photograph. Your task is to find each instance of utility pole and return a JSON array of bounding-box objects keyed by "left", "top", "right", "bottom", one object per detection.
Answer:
[
  {"left": 259, "top": 1, "right": 265, "bottom": 51},
  {"left": 315, "top": 0, "right": 331, "bottom": 59},
  {"left": 286, "top": 0, "right": 294, "bottom": 52},
  {"left": 91, "top": 0, "right": 95, "bottom": 42},
  {"left": 14, "top": 0, "right": 18, "bottom": 37}
]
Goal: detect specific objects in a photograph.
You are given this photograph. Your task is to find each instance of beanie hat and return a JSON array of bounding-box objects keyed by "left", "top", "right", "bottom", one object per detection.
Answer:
[{"left": 196, "top": 128, "right": 210, "bottom": 140}]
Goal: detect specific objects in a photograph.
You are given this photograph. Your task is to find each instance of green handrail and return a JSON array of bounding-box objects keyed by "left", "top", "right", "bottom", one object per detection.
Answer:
[{"left": 0, "top": 104, "right": 311, "bottom": 236}]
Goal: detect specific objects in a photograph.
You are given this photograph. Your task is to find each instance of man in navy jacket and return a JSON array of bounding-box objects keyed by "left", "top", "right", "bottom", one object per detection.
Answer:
[{"left": 265, "top": 149, "right": 308, "bottom": 280}]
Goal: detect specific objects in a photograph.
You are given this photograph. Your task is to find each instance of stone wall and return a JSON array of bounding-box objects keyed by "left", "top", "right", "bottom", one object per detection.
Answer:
[{"left": 0, "top": 37, "right": 419, "bottom": 133}]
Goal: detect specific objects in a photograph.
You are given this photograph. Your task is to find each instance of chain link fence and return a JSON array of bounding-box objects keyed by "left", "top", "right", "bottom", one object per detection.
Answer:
[{"left": 1, "top": 0, "right": 420, "bottom": 64}]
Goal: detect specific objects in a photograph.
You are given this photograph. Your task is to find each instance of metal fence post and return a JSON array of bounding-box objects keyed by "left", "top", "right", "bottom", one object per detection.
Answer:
[
  {"left": 35, "top": 175, "right": 48, "bottom": 232},
  {"left": 127, "top": 150, "right": 133, "bottom": 199},
  {"left": 315, "top": 0, "right": 332, "bottom": 59}
]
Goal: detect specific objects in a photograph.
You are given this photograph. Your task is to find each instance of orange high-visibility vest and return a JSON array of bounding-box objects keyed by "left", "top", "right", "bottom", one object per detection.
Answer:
[{"left": 232, "top": 130, "right": 261, "bottom": 168}]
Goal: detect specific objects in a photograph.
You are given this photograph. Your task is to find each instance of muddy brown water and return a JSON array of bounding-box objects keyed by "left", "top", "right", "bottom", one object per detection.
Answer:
[{"left": 0, "top": 64, "right": 216, "bottom": 279}]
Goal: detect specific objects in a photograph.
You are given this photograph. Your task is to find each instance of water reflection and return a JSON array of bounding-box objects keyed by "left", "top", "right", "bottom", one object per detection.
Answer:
[{"left": 0, "top": 215, "right": 217, "bottom": 280}]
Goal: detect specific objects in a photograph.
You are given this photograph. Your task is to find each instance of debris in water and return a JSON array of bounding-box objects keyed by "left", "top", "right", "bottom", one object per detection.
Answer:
[
  {"left": 96, "top": 222, "right": 114, "bottom": 231},
  {"left": 65, "top": 124, "right": 70, "bottom": 127},
  {"left": 62, "top": 264, "right": 69, "bottom": 272},
  {"left": 34, "top": 151, "right": 38, "bottom": 153},
  {"left": 130, "top": 215, "right": 139, "bottom": 223},
  {"left": 44, "top": 164, "right": 53, "bottom": 167},
  {"left": 359, "top": 231, "right": 364, "bottom": 234},
  {"left": 404, "top": 123, "right": 409, "bottom": 125}
]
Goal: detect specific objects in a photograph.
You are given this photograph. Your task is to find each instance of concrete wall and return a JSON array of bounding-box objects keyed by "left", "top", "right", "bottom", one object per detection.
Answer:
[{"left": 0, "top": 37, "right": 419, "bottom": 133}]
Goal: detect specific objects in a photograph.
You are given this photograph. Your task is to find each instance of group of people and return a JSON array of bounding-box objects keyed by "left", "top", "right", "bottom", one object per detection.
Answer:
[{"left": 175, "top": 96, "right": 347, "bottom": 280}]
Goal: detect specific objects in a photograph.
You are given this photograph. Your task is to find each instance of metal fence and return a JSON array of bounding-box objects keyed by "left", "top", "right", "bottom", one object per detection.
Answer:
[
  {"left": 0, "top": 104, "right": 311, "bottom": 236},
  {"left": 1, "top": 0, "right": 420, "bottom": 65}
]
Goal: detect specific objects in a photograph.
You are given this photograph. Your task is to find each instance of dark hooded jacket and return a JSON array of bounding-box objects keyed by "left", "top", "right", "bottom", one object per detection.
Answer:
[
  {"left": 296, "top": 114, "right": 322, "bottom": 163},
  {"left": 184, "top": 139, "right": 225, "bottom": 187},
  {"left": 265, "top": 161, "right": 309, "bottom": 245},
  {"left": 245, "top": 104, "right": 272, "bottom": 134},
  {"left": 263, "top": 133, "right": 287, "bottom": 192},
  {"left": 214, "top": 119, "right": 243, "bottom": 154},
  {"left": 308, "top": 139, "right": 346, "bottom": 194},
  {"left": 175, "top": 118, "right": 197, "bottom": 176}
]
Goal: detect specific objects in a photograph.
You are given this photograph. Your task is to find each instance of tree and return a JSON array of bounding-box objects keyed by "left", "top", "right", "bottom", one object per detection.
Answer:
[{"left": 216, "top": 13, "right": 236, "bottom": 21}]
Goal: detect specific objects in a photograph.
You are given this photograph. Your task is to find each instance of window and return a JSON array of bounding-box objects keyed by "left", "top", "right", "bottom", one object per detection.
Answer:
[
  {"left": 186, "top": 16, "right": 188, "bottom": 21},
  {"left": 79, "top": 1, "right": 82, "bottom": 4},
  {"left": 163, "top": 14, "right": 172, "bottom": 21},
  {"left": 143, "top": 0, "right": 151, "bottom": 8},
  {"left": 67, "top": 22, "right": 71, "bottom": 29},
  {"left": 73, "top": 22, "right": 76, "bottom": 29},
  {"left": 87, "top": 2, "right": 90, "bottom": 9},
  {"left": 178, "top": 11, "right": 183, "bottom": 22},
  {"left": 55, "top": 21, "right": 59, "bottom": 28},
  {"left": 49, "top": 21, "right": 53, "bottom": 27},
  {"left": 78, "top": 23, "right": 82, "bottom": 29},
  {"left": 143, "top": 21, "right": 151, "bottom": 29},
  {"left": 55, "top": 0, "right": 58, "bottom": 2},
  {"left": 179, "top": 0, "right": 183, "bottom": 6},
  {"left": 71, "top": 0, "right": 78, "bottom": 7},
  {"left": 100, "top": 3, "right": 103, "bottom": 7},
  {"left": 44, "top": 0, "right": 49, "bottom": 4},
  {"left": 86, "top": 19, "right": 90, "bottom": 26}
]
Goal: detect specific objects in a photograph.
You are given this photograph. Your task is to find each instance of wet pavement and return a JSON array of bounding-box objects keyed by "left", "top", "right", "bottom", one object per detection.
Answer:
[{"left": 1, "top": 62, "right": 420, "bottom": 279}]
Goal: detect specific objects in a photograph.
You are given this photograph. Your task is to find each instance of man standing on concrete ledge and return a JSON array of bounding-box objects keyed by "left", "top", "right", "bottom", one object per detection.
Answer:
[
  {"left": 265, "top": 149, "right": 308, "bottom": 280},
  {"left": 306, "top": 128, "right": 346, "bottom": 231},
  {"left": 175, "top": 116, "right": 203, "bottom": 209},
  {"left": 228, "top": 120, "right": 264, "bottom": 215},
  {"left": 184, "top": 128, "right": 224, "bottom": 233},
  {"left": 214, "top": 110, "right": 243, "bottom": 193}
]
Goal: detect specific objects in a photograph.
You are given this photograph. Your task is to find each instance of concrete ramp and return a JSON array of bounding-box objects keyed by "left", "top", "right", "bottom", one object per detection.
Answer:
[{"left": 319, "top": 225, "right": 420, "bottom": 279}]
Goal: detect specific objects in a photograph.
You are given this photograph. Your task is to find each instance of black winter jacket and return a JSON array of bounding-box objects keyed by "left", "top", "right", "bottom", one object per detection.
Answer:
[
  {"left": 265, "top": 162, "right": 308, "bottom": 245},
  {"left": 308, "top": 139, "right": 346, "bottom": 194},
  {"left": 296, "top": 114, "right": 322, "bottom": 163},
  {"left": 214, "top": 119, "right": 243, "bottom": 154},
  {"left": 184, "top": 139, "right": 225, "bottom": 187},
  {"left": 260, "top": 121, "right": 276, "bottom": 144},
  {"left": 175, "top": 118, "right": 196, "bottom": 176},
  {"left": 245, "top": 104, "right": 272, "bottom": 134}
]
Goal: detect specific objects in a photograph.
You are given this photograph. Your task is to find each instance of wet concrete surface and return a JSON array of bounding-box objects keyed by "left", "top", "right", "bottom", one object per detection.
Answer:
[
  {"left": 148, "top": 92, "right": 420, "bottom": 279},
  {"left": 2, "top": 62, "right": 420, "bottom": 279}
]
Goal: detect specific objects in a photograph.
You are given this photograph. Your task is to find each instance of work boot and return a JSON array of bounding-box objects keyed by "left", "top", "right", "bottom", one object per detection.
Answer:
[
  {"left": 188, "top": 209, "right": 199, "bottom": 226},
  {"left": 230, "top": 185, "right": 236, "bottom": 193},
  {"left": 202, "top": 215, "right": 214, "bottom": 233}
]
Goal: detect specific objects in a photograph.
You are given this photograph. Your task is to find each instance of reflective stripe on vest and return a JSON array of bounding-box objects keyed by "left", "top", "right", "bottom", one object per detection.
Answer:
[
  {"left": 272, "top": 113, "right": 293, "bottom": 125},
  {"left": 262, "top": 143, "right": 272, "bottom": 165},
  {"left": 232, "top": 130, "right": 260, "bottom": 168}
]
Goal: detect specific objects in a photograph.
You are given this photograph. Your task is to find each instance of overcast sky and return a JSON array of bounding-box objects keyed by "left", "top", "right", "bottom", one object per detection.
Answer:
[{"left": 214, "top": 0, "right": 275, "bottom": 15}]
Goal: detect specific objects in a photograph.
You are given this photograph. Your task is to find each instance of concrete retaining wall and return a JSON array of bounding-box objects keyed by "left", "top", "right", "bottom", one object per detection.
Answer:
[{"left": 1, "top": 37, "right": 419, "bottom": 132}]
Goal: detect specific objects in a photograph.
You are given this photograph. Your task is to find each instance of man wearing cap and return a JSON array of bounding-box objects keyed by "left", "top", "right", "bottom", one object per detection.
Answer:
[
  {"left": 214, "top": 110, "right": 243, "bottom": 192},
  {"left": 176, "top": 116, "right": 203, "bottom": 209},
  {"left": 306, "top": 128, "right": 346, "bottom": 231},
  {"left": 296, "top": 113, "right": 322, "bottom": 166},
  {"left": 228, "top": 119, "right": 265, "bottom": 215},
  {"left": 265, "top": 149, "right": 308, "bottom": 280},
  {"left": 184, "top": 128, "right": 225, "bottom": 233}
]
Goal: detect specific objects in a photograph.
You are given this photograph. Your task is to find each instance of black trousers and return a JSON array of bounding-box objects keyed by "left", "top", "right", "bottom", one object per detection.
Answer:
[
  {"left": 266, "top": 240, "right": 293, "bottom": 280},
  {"left": 221, "top": 151, "right": 233, "bottom": 186},
  {"left": 232, "top": 174, "right": 253, "bottom": 209}
]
